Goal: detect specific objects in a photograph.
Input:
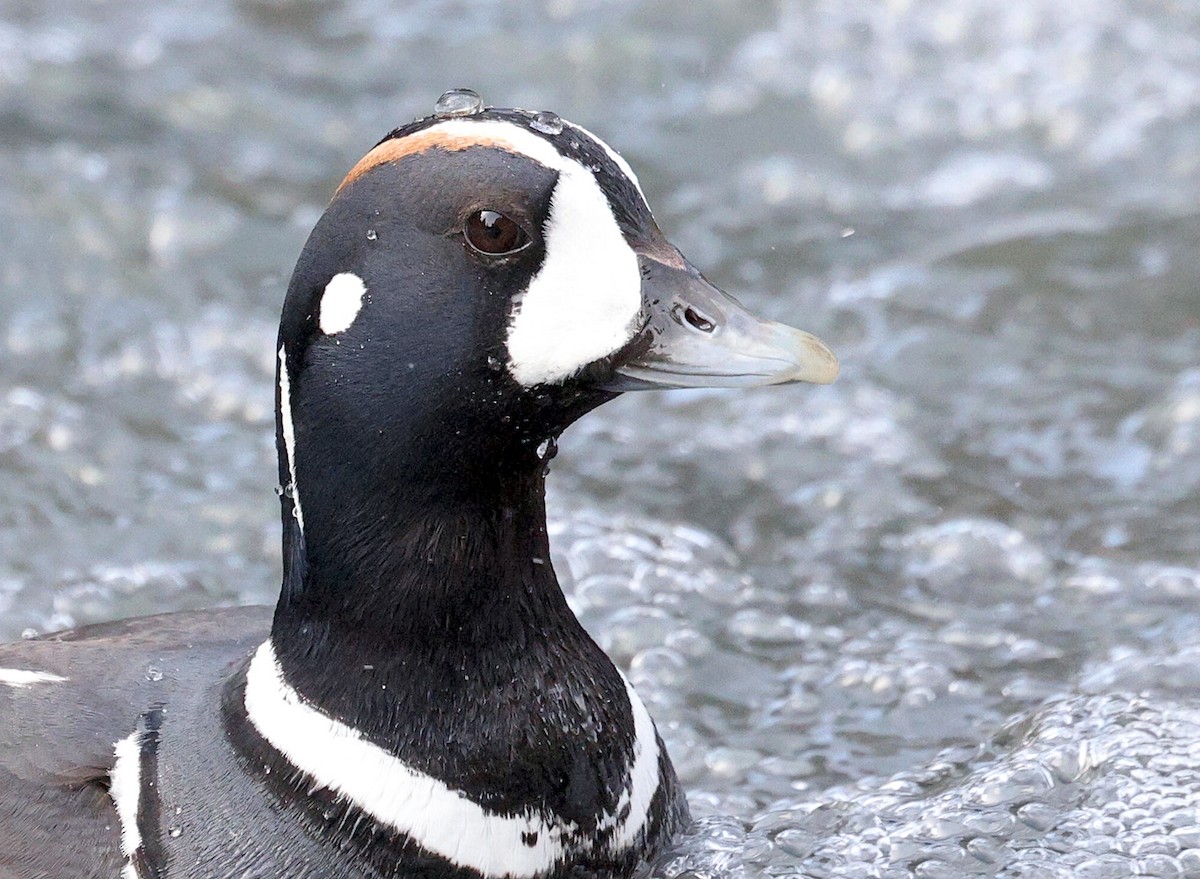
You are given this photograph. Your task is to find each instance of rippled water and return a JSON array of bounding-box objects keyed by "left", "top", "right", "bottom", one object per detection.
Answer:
[{"left": 2, "top": 0, "right": 1199, "bottom": 876}]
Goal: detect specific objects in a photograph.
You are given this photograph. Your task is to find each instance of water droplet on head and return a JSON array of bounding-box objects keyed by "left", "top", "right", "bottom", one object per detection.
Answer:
[
  {"left": 20, "top": 627, "right": 38, "bottom": 640},
  {"left": 530, "top": 111, "right": 563, "bottom": 135},
  {"left": 486, "top": 355, "right": 504, "bottom": 372},
  {"left": 366, "top": 229, "right": 378, "bottom": 241},
  {"left": 146, "top": 666, "right": 164, "bottom": 682},
  {"left": 273, "top": 485, "right": 285, "bottom": 498},
  {"left": 168, "top": 825, "right": 182, "bottom": 838},
  {"left": 434, "top": 88, "right": 484, "bottom": 118}
]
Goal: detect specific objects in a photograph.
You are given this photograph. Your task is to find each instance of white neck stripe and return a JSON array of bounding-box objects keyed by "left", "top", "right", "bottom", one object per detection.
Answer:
[
  {"left": 606, "top": 668, "right": 660, "bottom": 848},
  {"left": 111, "top": 730, "right": 143, "bottom": 876},
  {"left": 243, "top": 640, "right": 660, "bottom": 877},
  {"left": 0, "top": 668, "right": 67, "bottom": 688},
  {"left": 277, "top": 345, "right": 304, "bottom": 532}
]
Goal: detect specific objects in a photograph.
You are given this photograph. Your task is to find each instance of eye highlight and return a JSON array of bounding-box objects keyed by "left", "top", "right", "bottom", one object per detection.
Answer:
[{"left": 464, "top": 210, "right": 530, "bottom": 256}]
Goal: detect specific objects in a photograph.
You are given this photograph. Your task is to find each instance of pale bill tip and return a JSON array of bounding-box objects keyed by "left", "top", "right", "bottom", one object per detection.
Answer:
[{"left": 785, "top": 329, "right": 840, "bottom": 385}]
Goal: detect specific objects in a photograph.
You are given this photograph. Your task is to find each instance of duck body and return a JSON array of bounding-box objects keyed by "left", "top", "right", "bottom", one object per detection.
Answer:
[{"left": 0, "top": 94, "right": 837, "bottom": 879}]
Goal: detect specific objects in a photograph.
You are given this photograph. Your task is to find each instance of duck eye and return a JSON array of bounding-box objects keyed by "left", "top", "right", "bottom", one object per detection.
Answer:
[{"left": 464, "top": 210, "right": 529, "bottom": 256}]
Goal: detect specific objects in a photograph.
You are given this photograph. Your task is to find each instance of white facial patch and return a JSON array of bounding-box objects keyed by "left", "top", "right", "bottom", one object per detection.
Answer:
[
  {"left": 394, "top": 118, "right": 644, "bottom": 387},
  {"left": 319, "top": 272, "right": 367, "bottom": 335},
  {"left": 278, "top": 345, "right": 304, "bottom": 532},
  {"left": 0, "top": 668, "right": 67, "bottom": 688},
  {"left": 243, "top": 639, "right": 661, "bottom": 877},
  {"left": 507, "top": 167, "right": 642, "bottom": 387}
]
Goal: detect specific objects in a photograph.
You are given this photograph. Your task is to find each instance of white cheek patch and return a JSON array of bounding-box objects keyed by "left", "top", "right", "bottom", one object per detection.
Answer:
[
  {"left": 319, "top": 272, "right": 367, "bottom": 335},
  {"left": 506, "top": 169, "right": 642, "bottom": 387}
]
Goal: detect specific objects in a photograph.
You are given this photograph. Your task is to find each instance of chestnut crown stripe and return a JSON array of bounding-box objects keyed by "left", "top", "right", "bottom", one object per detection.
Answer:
[{"left": 337, "top": 127, "right": 546, "bottom": 195}]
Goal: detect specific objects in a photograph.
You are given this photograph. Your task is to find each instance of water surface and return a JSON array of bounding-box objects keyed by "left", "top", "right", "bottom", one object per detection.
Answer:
[{"left": 2, "top": 1, "right": 1199, "bottom": 875}]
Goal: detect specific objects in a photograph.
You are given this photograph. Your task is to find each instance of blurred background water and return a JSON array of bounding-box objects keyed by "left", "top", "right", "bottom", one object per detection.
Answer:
[{"left": 1, "top": 0, "right": 1199, "bottom": 876}]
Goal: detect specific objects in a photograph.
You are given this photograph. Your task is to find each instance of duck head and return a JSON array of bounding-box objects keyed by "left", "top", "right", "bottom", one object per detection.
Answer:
[{"left": 276, "top": 99, "right": 837, "bottom": 549}]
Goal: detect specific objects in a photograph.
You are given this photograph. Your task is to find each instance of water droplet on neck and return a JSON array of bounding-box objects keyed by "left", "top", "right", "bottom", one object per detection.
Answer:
[
  {"left": 434, "top": 88, "right": 483, "bottom": 118},
  {"left": 537, "top": 437, "right": 558, "bottom": 462},
  {"left": 530, "top": 111, "right": 563, "bottom": 135}
]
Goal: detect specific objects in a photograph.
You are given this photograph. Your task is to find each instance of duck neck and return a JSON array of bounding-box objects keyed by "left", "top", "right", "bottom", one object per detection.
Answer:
[{"left": 268, "top": 441, "right": 591, "bottom": 703}]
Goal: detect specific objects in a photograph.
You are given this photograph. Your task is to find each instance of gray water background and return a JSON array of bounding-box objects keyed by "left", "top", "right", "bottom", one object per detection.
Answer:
[{"left": 2, "top": 1, "right": 1199, "bottom": 876}]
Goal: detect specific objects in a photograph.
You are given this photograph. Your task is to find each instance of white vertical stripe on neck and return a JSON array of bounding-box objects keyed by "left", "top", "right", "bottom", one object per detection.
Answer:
[
  {"left": 0, "top": 668, "right": 67, "bottom": 688},
  {"left": 242, "top": 639, "right": 661, "bottom": 876},
  {"left": 111, "top": 729, "right": 143, "bottom": 878},
  {"left": 277, "top": 345, "right": 304, "bottom": 532},
  {"left": 606, "top": 674, "right": 661, "bottom": 850}
]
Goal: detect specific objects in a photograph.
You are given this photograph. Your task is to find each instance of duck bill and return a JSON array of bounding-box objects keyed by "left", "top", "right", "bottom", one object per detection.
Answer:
[{"left": 606, "top": 258, "right": 839, "bottom": 391}]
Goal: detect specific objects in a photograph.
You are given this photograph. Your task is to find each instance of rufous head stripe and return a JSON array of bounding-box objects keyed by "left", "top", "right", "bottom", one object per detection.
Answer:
[{"left": 335, "top": 129, "right": 534, "bottom": 195}]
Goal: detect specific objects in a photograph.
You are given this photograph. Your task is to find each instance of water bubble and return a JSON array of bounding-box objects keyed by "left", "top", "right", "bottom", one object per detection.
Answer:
[
  {"left": 366, "top": 229, "right": 377, "bottom": 241},
  {"left": 434, "top": 89, "right": 483, "bottom": 118},
  {"left": 273, "top": 485, "right": 284, "bottom": 498},
  {"left": 146, "top": 666, "right": 164, "bottom": 682},
  {"left": 530, "top": 111, "right": 564, "bottom": 135},
  {"left": 168, "top": 825, "right": 182, "bottom": 838}
]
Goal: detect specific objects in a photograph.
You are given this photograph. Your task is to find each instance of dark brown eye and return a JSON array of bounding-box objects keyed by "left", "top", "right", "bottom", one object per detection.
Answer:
[{"left": 464, "top": 210, "right": 529, "bottom": 255}]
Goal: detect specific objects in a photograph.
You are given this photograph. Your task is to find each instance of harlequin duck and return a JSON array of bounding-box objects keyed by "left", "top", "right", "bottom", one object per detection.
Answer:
[{"left": 0, "top": 90, "right": 838, "bottom": 879}]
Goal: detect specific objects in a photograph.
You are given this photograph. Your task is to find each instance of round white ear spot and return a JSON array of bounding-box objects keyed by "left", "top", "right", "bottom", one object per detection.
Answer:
[{"left": 319, "top": 273, "right": 368, "bottom": 335}]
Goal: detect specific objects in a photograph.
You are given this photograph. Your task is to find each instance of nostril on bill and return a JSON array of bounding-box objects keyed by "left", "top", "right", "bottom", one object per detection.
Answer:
[{"left": 679, "top": 305, "right": 715, "bottom": 333}]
